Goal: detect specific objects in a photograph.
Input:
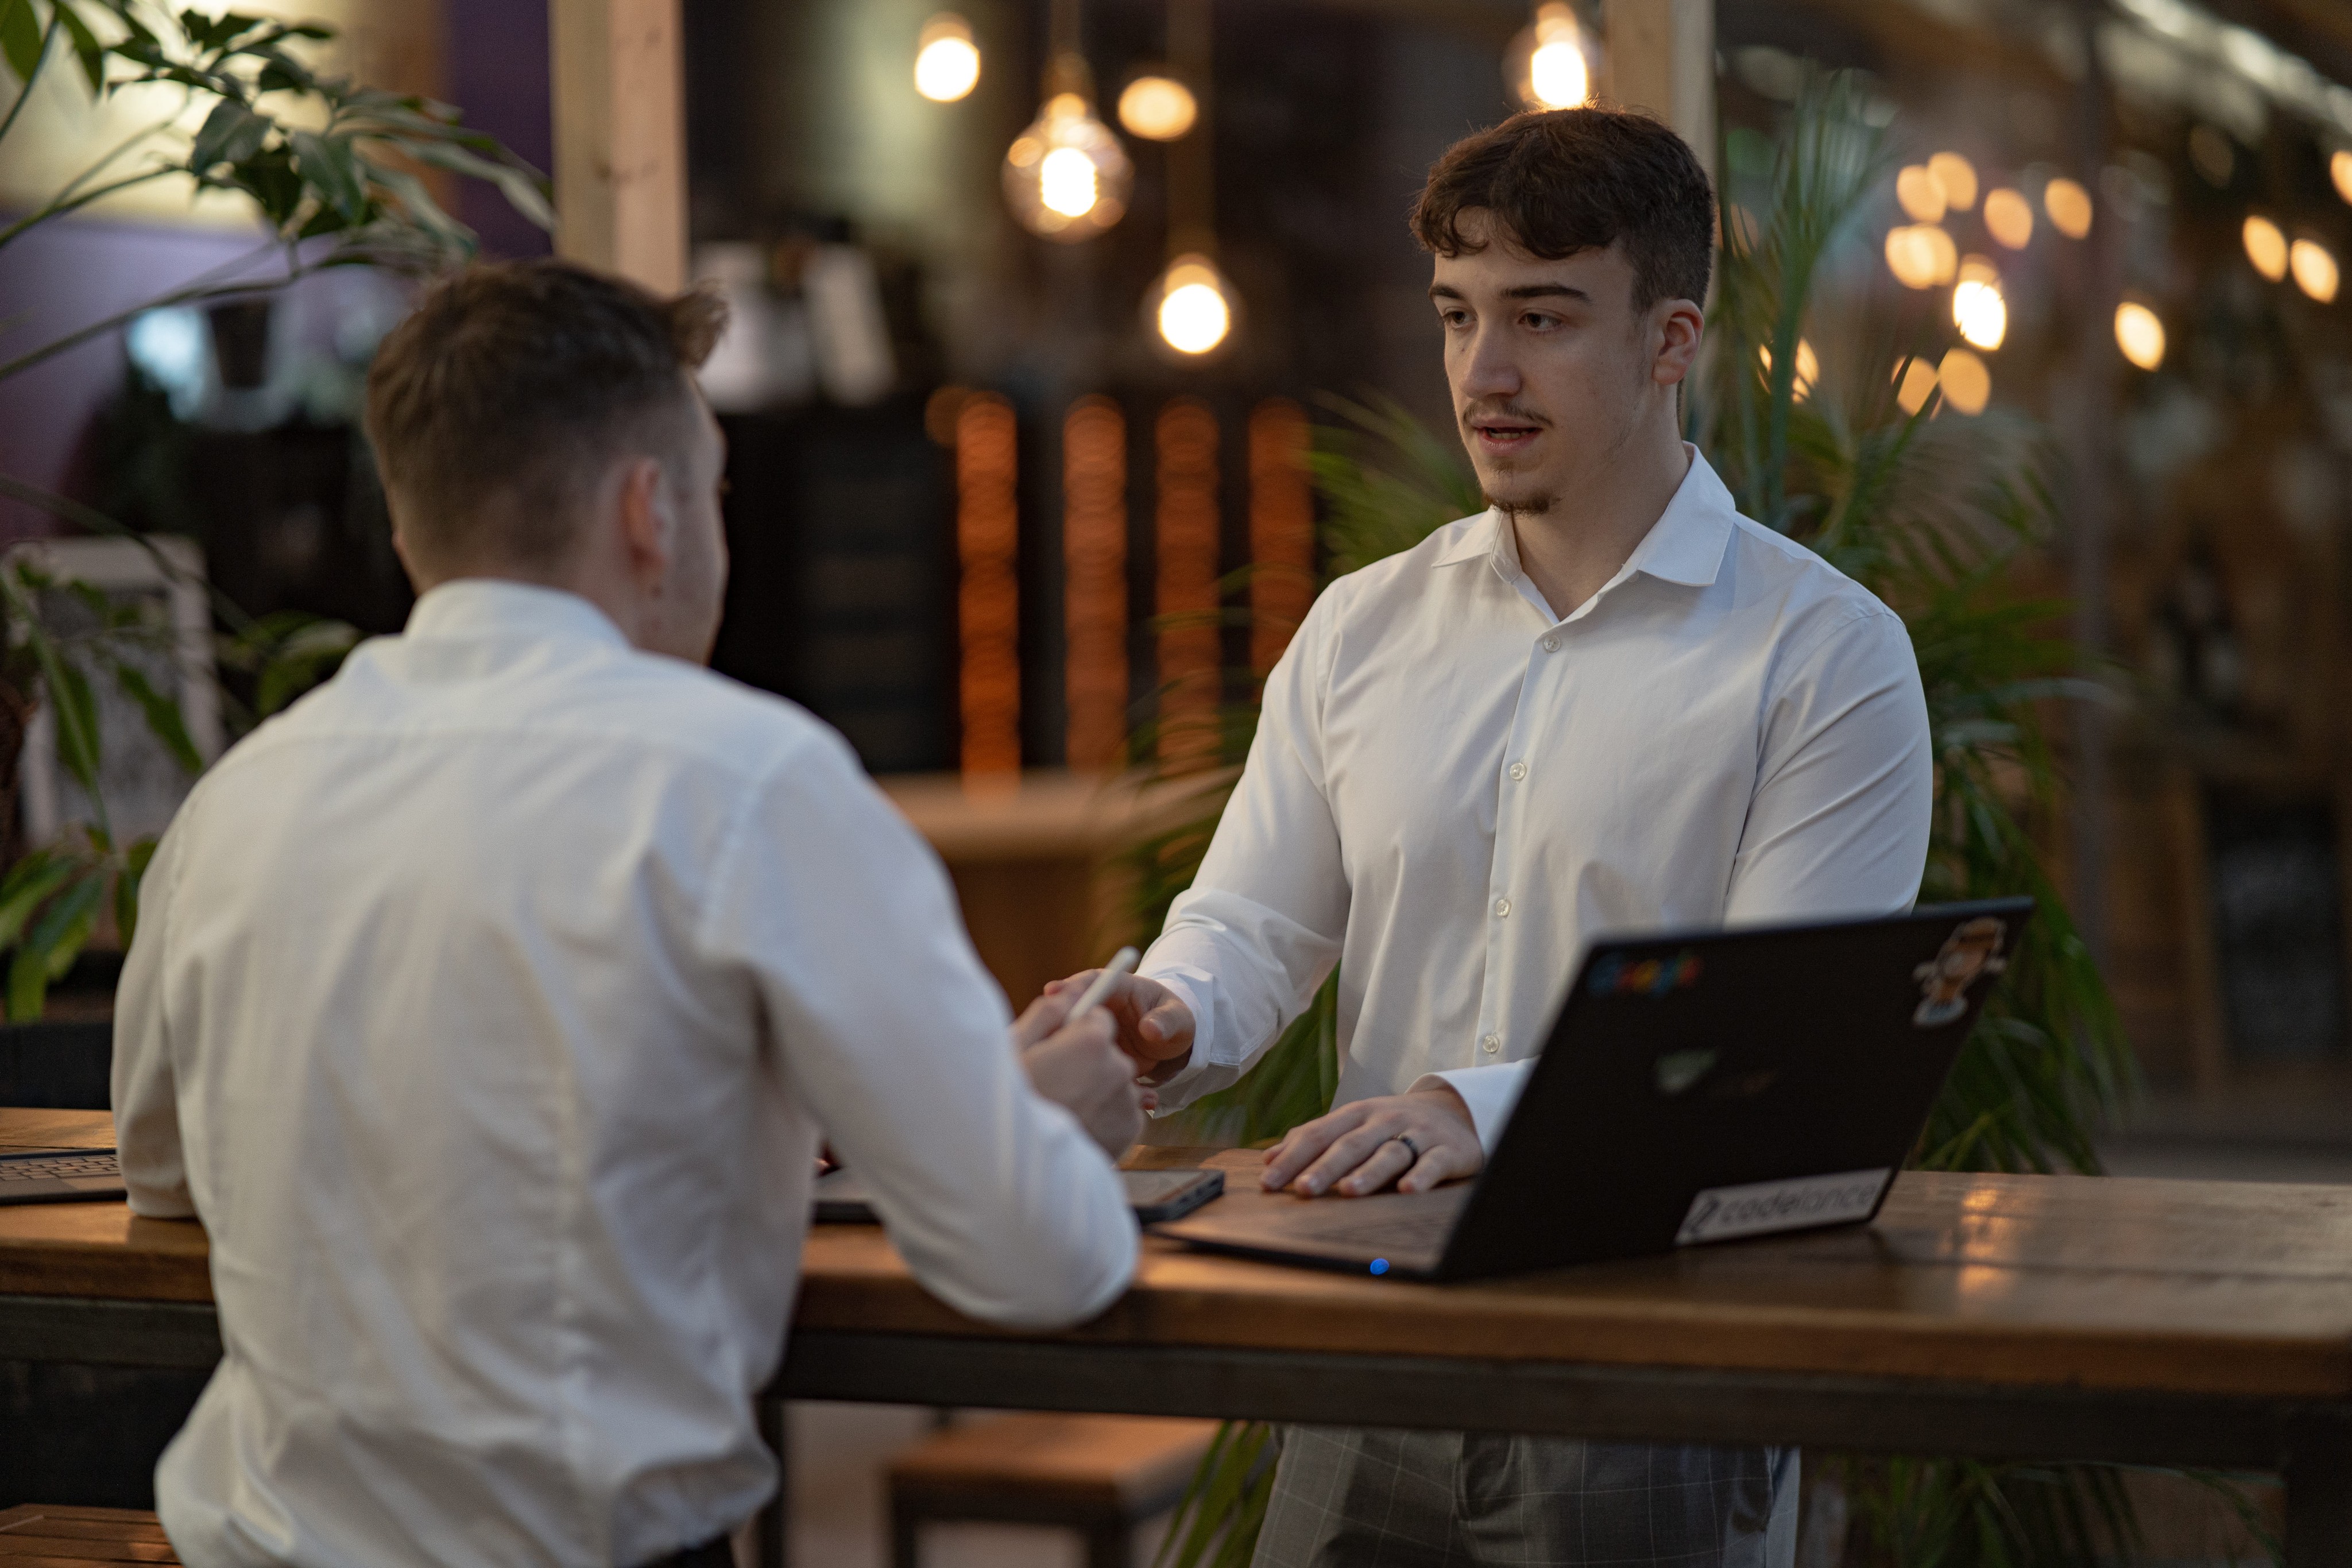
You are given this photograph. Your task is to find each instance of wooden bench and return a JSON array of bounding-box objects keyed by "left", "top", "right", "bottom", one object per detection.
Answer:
[
  {"left": 887, "top": 1413, "right": 1218, "bottom": 1568},
  {"left": 0, "top": 1505, "right": 179, "bottom": 1564}
]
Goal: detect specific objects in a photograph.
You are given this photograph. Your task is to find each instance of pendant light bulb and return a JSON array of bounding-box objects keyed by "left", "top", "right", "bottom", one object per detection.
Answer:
[
  {"left": 1148, "top": 253, "right": 1238, "bottom": 358},
  {"left": 1505, "top": 4, "right": 1596, "bottom": 113},
  {"left": 1004, "top": 64, "right": 1132, "bottom": 241},
  {"left": 913, "top": 14, "right": 981, "bottom": 103},
  {"left": 1119, "top": 72, "right": 1198, "bottom": 140}
]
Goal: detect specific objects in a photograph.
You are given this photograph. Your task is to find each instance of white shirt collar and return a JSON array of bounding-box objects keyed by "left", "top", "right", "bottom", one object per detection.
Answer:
[
  {"left": 1433, "top": 444, "right": 1738, "bottom": 592},
  {"left": 404, "top": 578, "right": 631, "bottom": 649}
]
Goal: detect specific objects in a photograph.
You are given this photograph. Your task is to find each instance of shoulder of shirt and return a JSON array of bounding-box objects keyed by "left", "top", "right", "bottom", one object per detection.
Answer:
[
  {"left": 202, "top": 636, "right": 854, "bottom": 798},
  {"left": 1301, "top": 511, "right": 1491, "bottom": 631},
  {"left": 1719, "top": 507, "right": 1904, "bottom": 632}
]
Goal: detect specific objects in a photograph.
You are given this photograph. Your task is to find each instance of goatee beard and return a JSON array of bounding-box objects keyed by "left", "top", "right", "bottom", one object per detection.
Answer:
[{"left": 1485, "top": 491, "right": 1555, "bottom": 520}]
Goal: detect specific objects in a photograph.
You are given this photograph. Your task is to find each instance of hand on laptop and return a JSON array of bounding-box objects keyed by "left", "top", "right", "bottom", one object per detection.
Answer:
[
  {"left": 1260, "top": 1084, "right": 1481, "bottom": 1198},
  {"left": 1042, "top": 967, "right": 1196, "bottom": 1085},
  {"left": 1012, "top": 988, "right": 1148, "bottom": 1157}
]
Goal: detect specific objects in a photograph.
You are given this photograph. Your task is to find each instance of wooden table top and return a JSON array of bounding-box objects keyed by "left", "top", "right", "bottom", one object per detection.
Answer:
[{"left": 10, "top": 1111, "right": 2352, "bottom": 1402}]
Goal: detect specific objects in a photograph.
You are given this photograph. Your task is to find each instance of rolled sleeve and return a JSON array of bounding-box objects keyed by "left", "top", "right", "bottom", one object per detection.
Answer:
[{"left": 112, "top": 814, "right": 194, "bottom": 1219}]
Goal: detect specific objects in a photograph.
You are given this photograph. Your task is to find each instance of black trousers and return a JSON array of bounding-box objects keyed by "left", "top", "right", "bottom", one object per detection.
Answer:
[{"left": 637, "top": 1536, "right": 734, "bottom": 1568}]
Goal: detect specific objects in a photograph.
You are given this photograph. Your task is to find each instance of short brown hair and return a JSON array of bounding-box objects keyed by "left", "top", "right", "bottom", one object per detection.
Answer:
[
  {"left": 365, "top": 260, "right": 727, "bottom": 570},
  {"left": 1412, "top": 107, "right": 1715, "bottom": 310}
]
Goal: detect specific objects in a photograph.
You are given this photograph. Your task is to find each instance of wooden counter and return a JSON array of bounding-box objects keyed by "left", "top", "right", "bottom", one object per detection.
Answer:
[{"left": 9, "top": 1110, "right": 2352, "bottom": 1559}]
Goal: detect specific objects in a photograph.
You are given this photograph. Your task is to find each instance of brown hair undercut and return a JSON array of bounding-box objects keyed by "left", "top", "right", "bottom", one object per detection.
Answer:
[
  {"left": 1412, "top": 107, "right": 1715, "bottom": 311},
  {"left": 365, "top": 260, "right": 727, "bottom": 571}
]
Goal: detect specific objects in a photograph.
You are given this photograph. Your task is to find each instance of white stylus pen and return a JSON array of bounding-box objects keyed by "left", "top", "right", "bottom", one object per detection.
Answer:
[{"left": 1067, "top": 946, "right": 1141, "bottom": 1022}]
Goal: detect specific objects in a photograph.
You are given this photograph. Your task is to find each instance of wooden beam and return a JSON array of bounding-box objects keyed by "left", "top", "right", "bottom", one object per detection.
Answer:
[
  {"left": 1603, "top": 0, "right": 1716, "bottom": 182},
  {"left": 550, "top": 0, "right": 687, "bottom": 293}
]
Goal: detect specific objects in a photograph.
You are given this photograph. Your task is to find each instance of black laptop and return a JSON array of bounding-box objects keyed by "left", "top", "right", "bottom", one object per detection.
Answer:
[{"left": 1154, "top": 899, "right": 2032, "bottom": 1281}]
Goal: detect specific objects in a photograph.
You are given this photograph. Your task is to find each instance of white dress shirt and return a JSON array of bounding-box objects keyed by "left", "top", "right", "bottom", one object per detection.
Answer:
[
  {"left": 1143, "top": 449, "right": 1932, "bottom": 1145},
  {"left": 113, "top": 580, "right": 1136, "bottom": 1568}
]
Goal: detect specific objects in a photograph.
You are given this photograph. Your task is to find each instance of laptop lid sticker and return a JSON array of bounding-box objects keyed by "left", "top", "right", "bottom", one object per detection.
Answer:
[
  {"left": 1911, "top": 916, "right": 2010, "bottom": 1027},
  {"left": 1674, "top": 1167, "right": 1892, "bottom": 1246}
]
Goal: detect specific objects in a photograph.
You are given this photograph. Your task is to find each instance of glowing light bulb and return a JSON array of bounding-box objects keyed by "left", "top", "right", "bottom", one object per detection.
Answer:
[
  {"left": 1936, "top": 348, "right": 1990, "bottom": 415},
  {"left": 1040, "top": 146, "right": 1098, "bottom": 216},
  {"left": 2042, "top": 177, "right": 2092, "bottom": 239},
  {"left": 1117, "top": 74, "right": 1197, "bottom": 140},
  {"left": 2334, "top": 150, "right": 2352, "bottom": 208},
  {"left": 2242, "top": 215, "right": 2288, "bottom": 281},
  {"left": 1506, "top": 4, "right": 1595, "bottom": 111},
  {"left": 1952, "top": 258, "right": 2006, "bottom": 351},
  {"left": 2291, "top": 238, "right": 2340, "bottom": 303},
  {"left": 1003, "top": 86, "right": 1132, "bottom": 242},
  {"left": 2114, "top": 301, "right": 2165, "bottom": 370},
  {"left": 1894, "top": 358, "right": 1939, "bottom": 415},
  {"left": 1885, "top": 223, "right": 1958, "bottom": 289},
  {"left": 1149, "top": 253, "right": 1237, "bottom": 356},
  {"left": 1984, "top": 188, "right": 2033, "bottom": 249},
  {"left": 1895, "top": 165, "right": 1946, "bottom": 223},
  {"left": 914, "top": 14, "right": 981, "bottom": 102},
  {"left": 1928, "top": 152, "right": 1978, "bottom": 211},
  {"left": 1756, "top": 339, "right": 1819, "bottom": 400}
]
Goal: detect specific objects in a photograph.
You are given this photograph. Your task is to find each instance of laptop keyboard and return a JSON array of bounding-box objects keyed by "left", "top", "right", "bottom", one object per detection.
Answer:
[{"left": 0, "top": 1151, "right": 120, "bottom": 1182}]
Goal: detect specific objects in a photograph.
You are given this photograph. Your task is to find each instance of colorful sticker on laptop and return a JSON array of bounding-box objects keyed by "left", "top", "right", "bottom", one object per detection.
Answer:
[
  {"left": 1587, "top": 949, "right": 1702, "bottom": 998},
  {"left": 1674, "top": 1168, "right": 1892, "bottom": 1246},
  {"left": 1910, "top": 916, "right": 2009, "bottom": 1028}
]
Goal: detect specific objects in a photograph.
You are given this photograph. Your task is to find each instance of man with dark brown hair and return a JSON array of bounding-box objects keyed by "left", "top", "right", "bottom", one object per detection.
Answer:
[
  {"left": 1060, "top": 107, "right": 1931, "bottom": 1564},
  {"left": 113, "top": 260, "right": 1145, "bottom": 1567}
]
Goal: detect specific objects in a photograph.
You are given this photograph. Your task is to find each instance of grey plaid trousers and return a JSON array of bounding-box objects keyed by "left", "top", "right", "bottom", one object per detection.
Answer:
[{"left": 1251, "top": 1428, "right": 1798, "bottom": 1567}]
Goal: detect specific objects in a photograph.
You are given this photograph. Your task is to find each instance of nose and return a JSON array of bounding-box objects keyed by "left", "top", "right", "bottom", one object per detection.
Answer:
[{"left": 1455, "top": 318, "right": 1522, "bottom": 404}]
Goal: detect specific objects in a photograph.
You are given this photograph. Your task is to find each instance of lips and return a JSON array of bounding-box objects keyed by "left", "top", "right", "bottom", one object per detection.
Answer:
[{"left": 1472, "top": 421, "right": 1542, "bottom": 451}]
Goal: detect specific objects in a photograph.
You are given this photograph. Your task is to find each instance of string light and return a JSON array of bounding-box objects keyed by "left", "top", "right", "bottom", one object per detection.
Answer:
[
  {"left": 1147, "top": 253, "right": 1237, "bottom": 357},
  {"left": 1928, "top": 152, "right": 1978, "bottom": 211},
  {"left": 1505, "top": 3, "right": 1594, "bottom": 112},
  {"left": 1756, "top": 339, "right": 1820, "bottom": 400},
  {"left": 2114, "top": 301, "right": 2166, "bottom": 370},
  {"left": 1156, "top": 398, "right": 1221, "bottom": 768},
  {"left": 2043, "top": 177, "right": 2093, "bottom": 239},
  {"left": 1117, "top": 73, "right": 1198, "bottom": 140},
  {"left": 1885, "top": 223, "right": 1958, "bottom": 289},
  {"left": 1895, "top": 165, "right": 1946, "bottom": 223},
  {"left": 1004, "top": 64, "right": 1132, "bottom": 241},
  {"left": 1063, "top": 397, "right": 1128, "bottom": 773},
  {"left": 2291, "top": 238, "right": 2340, "bottom": 303},
  {"left": 1984, "top": 188, "right": 2034, "bottom": 249},
  {"left": 1952, "top": 257, "right": 2006, "bottom": 351},
  {"left": 1894, "top": 358, "right": 1939, "bottom": 415},
  {"left": 2242, "top": 215, "right": 2288, "bottom": 281},
  {"left": 2335, "top": 150, "right": 2352, "bottom": 207},
  {"left": 955, "top": 394, "right": 1020, "bottom": 783},
  {"left": 1248, "top": 400, "right": 1315, "bottom": 679},
  {"left": 913, "top": 13, "right": 981, "bottom": 102},
  {"left": 1936, "top": 348, "right": 1990, "bottom": 415}
]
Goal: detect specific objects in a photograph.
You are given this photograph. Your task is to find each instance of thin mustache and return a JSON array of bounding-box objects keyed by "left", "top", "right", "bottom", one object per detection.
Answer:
[{"left": 1462, "top": 405, "right": 1549, "bottom": 428}]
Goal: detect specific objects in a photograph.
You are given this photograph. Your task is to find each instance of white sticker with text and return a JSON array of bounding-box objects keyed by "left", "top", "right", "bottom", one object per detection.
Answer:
[{"left": 1674, "top": 1168, "right": 1893, "bottom": 1246}]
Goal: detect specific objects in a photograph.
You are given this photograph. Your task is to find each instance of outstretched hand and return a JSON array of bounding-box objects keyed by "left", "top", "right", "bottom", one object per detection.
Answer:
[
  {"left": 1042, "top": 967, "right": 1197, "bottom": 1083},
  {"left": 1260, "top": 1084, "right": 1481, "bottom": 1197}
]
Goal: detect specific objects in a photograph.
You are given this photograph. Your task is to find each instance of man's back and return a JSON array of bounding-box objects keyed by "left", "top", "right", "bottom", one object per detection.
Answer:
[{"left": 114, "top": 582, "right": 1135, "bottom": 1566}]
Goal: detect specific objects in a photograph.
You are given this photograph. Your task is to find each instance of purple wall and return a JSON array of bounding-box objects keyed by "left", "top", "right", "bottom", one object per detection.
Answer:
[{"left": 446, "top": 0, "right": 554, "bottom": 261}]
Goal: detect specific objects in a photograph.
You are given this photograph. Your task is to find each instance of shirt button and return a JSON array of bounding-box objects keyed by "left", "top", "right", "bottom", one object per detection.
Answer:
[
  {"left": 1494, "top": 897, "right": 1512, "bottom": 918},
  {"left": 1507, "top": 761, "right": 1527, "bottom": 782},
  {"left": 1541, "top": 635, "right": 1560, "bottom": 652},
  {"left": 1482, "top": 1033, "right": 1502, "bottom": 1054}
]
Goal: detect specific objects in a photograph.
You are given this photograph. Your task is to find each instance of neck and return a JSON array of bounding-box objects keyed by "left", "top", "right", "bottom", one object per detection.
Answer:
[{"left": 1503, "top": 414, "right": 1690, "bottom": 621}]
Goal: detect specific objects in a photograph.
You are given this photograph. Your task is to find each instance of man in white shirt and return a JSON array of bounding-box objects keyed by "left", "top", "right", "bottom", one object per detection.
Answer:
[
  {"left": 1058, "top": 110, "right": 1931, "bottom": 1564},
  {"left": 112, "top": 260, "right": 1144, "bottom": 1568}
]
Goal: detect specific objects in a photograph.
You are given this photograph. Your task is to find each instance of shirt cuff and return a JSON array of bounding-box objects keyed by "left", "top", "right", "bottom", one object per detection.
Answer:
[
  {"left": 1136, "top": 962, "right": 1220, "bottom": 1111},
  {"left": 1413, "top": 1060, "right": 1535, "bottom": 1155}
]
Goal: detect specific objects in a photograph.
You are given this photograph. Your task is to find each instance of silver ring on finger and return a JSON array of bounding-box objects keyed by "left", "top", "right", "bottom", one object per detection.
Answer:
[{"left": 1387, "top": 1132, "right": 1420, "bottom": 1159}]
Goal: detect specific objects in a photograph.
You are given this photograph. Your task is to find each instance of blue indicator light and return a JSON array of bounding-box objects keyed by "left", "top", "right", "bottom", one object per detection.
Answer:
[{"left": 1369, "top": 1259, "right": 1390, "bottom": 1275}]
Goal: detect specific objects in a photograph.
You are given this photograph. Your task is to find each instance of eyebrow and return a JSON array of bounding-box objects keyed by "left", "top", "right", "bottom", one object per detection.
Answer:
[{"left": 1427, "top": 282, "right": 1591, "bottom": 303}]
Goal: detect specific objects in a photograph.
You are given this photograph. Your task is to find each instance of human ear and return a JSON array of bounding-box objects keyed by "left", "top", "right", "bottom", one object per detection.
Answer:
[
  {"left": 1651, "top": 298, "right": 1706, "bottom": 387},
  {"left": 614, "top": 457, "right": 674, "bottom": 591}
]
